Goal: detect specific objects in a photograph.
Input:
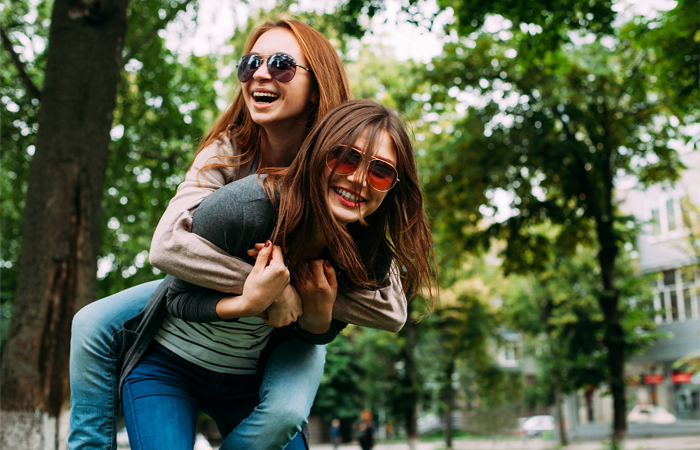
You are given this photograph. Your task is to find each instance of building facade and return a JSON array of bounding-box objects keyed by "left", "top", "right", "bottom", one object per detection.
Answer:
[{"left": 615, "top": 149, "right": 700, "bottom": 424}]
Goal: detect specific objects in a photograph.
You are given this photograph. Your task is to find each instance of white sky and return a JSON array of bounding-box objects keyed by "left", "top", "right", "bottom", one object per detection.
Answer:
[
  {"left": 162, "top": 0, "right": 448, "bottom": 61},
  {"left": 162, "top": 0, "right": 676, "bottom": 61}
]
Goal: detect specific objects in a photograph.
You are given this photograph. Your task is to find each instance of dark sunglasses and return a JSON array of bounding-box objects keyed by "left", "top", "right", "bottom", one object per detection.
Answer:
[
  {"left": 236, "top": 53, "right": 312, "bottom": 83},
  {"left": 326, "top": 146, "right": 399, "bottom": 192}
]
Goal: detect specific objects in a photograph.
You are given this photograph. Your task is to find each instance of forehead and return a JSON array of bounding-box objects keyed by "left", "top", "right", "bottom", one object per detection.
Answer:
[
  {"left": 353, "top": 129, "right": 397, "bottom": 165},
  {"left": 250, "top": 28, "right": 305, "bottom": 62}
]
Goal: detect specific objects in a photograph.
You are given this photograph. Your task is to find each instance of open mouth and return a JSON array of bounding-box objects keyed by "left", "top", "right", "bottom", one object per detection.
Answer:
[
  {"left": 333, "top": 187, "right": 365, "bottom": 205},
  {"left": 252, "top": 92, "right": 279, "bottom": 104}
]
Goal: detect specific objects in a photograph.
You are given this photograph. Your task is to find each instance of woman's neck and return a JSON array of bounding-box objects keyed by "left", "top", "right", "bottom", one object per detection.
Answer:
[{"left": 259, "top": 123, "right": 306, "bottom": 168}]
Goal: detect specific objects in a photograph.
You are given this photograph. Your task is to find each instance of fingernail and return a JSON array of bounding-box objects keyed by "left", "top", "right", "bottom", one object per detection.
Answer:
[
  {"left": 264, "top": 240, "right": 271, "bottom": 248},
  {"left": 324, "top": 260, "right": 331, "bottom": 268}
]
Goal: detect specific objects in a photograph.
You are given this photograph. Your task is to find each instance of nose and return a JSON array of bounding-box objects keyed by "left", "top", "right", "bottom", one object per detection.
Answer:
[
  {"left": 345, "top": 165, "right": 369, "bottom": 189},
  {"left": 252, "top": 58, "right": 272, "bottom": 81}
]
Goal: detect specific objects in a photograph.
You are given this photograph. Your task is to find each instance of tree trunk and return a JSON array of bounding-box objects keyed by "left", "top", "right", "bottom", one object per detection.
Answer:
[
  {"left": 0, "top": 0, "right": 128, "bottom": 448},
  {"left": 442, "top": 360, "right": 455, "bottom": 449},
  {"left": 555, "top": 383, "right": 568, "bottom": 446},
  {"left": 596, "top": 216, "right": 626, "bottom": 443},
  {"left": 403, "top": 299, "right": 419, "bottom": 450},
  {"left": 585, "top": 385, "right": 595, "bottom": 422}
]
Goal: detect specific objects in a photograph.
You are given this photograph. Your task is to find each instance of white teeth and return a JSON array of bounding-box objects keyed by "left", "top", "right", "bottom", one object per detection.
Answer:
[
  {"left": 335, "top": 188, "right": 362, "bottom": 203},
  {"left": 253, "top": 92, "right": 279, "bottom": 100}
]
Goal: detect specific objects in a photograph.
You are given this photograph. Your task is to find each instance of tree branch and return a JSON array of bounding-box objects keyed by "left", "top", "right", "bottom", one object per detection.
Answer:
[
  {"left": 0, "top": 25, "right": 42, "bottom": 101},
  {"left": 120, "top": 0, "right": 196, "bottom": 67}
]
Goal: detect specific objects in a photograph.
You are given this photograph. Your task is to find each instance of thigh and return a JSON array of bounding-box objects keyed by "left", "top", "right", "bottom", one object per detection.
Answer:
[
  {"left": 219, "top": 334, "right": 326, "bottom": 449},
  {"left": 72, "top": 279, "right": 164, "bottom": 352},
  {"left": 260, "top": 333, "right": 326, "bottom": 407},
  {"left": 205, "top": 374, "right": 261, "bottom": 438},
  {"left": 122, "top": 345, "right": 199, "bottom": 450},
  {"left": 69, "top": 279, "right": 163, "bottom": 450},
  {"left": 283, "top": 433, "right": 307, "bottom": 450}
]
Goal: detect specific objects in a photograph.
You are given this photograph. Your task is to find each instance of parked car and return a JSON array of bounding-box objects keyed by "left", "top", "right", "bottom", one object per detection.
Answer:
[
  {"left": 521, "top": 415, "right": 555, "bottom": 437},
  {"left": 627, "top": 404, "right": 676, "bottom": 424}
]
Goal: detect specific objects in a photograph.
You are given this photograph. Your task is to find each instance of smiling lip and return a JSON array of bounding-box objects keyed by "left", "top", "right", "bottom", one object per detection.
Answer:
[{"left": 332, "top": 186, "right": 365, "bottom": 206}]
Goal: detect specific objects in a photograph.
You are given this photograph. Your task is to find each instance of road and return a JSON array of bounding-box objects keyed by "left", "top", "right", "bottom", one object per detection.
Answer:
[{"left": 308, "top": 435, "right": 700, "bottom": 450}]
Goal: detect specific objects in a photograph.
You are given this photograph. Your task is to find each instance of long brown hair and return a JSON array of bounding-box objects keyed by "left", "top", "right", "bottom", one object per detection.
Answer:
[
  {"left": 262, "top": 99, "right": 438, "bottom": 312},
  {"left": 195, "top": 18, "right": 351, "bottom": 174}
]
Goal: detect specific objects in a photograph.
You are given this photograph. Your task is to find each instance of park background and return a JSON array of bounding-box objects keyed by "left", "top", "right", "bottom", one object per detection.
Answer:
[{"left": 1, "top": 0, "right": 698, "bottom": 448}]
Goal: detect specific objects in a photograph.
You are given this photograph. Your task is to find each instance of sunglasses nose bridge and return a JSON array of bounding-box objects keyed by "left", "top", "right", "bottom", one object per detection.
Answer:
[
  {"left": 251, "top": 56, "right": 272, "bottom": 80},
  {"left": 344, "top": 160, "right": 371, "bottom": 188}
]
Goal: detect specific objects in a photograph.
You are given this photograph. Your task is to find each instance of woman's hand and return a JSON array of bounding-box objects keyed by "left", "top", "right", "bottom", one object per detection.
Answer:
[
  {"left": 295, "top": 260, "right": 337, "bottom": 334},
  {"left": 216, "top": 241, "right": 289, "bottom": 320},
  {"left": 246, "top": 242, "right": 266, "bottom": 259},
  {"left": 257, "top": 284, "right": 303, "bottom": 328}
]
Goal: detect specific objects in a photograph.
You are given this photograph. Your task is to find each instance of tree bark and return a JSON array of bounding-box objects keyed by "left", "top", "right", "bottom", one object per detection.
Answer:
[
  {"left": 584, "top": 385, "right": 595, "bottom": 422},
  {"left": 555, "top": 383, "right": 568, "bottom": 446},
  {"left": 402, "top": 299, "right": 419, "bottom": 450},
  {"left": 596, "top": 216, "right": 626, "bottom": 443},
  {"left": 442, "top": 359, "right": 455, "bottom": 449},
  {"left": 0, "top": 0, "right": 128, "bottom": 447}
]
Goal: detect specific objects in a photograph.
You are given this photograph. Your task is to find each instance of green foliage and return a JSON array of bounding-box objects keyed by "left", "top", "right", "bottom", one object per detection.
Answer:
[
  {"left": 0, "top": 1, "right": 220, "bottom": 354},
  {"left": 98, "top": 0, "right": 219, "bottom": 296},
  {"left": 422, "top": 23, "right": 686, "bottom": 266},
  {"left": 438, "top": 0, "right": 615, "bottom": 39},
  {"left": 633, "top": 0, "right": 699, "bottom": 117},
  {"left": 502, "top": 241, "right": 659, "bottom": 400},
  {"left": 0, "top": 0, "right": 52, "bottom": 345},
  {"left": 311, "top": 330, "right": 366, "bottom": 422}
]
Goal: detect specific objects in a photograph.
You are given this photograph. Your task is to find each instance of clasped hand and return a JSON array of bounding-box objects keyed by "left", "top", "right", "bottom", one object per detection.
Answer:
[
  {"left": 246, "top": 244, "right": 337, "bottom": 333},
  {"left": 294, "top": 259, "right": 337, "bottom": 335},
  {"left": 216, "top": 241, "right": 292, "bottom": 321}
]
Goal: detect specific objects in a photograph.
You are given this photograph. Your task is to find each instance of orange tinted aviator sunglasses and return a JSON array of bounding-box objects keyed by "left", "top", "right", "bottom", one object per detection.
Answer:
[{"left": 325, "top": 146, "right": 399, "bottom": 192}]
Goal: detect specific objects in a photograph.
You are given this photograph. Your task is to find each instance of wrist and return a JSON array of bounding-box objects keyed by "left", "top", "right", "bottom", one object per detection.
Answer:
[
  {"left": 298, "top": 311, "right": 332, "bottom": 334},
  {"left": 216, "top": 295, "right": 267, "bottom": 320}
]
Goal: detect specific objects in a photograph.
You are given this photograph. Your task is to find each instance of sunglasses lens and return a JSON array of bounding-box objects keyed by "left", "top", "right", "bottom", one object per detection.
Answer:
[
  {"left": 327, "top": 148, "right": 362, "bottom": 174},
  {"left": 368, "top": 160, "right": 398, "bottom": 191},
  {"left": 237, "top": 55, "right": 260, "bottom": 82},
  {"left": 267, "top": 54, "right": 297, "bottom": 82}
]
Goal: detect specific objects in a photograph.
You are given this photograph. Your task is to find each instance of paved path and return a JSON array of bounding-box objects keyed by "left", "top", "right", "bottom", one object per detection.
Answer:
[{"left": 309, "top": 435, "right": 700, "bottom": 450}]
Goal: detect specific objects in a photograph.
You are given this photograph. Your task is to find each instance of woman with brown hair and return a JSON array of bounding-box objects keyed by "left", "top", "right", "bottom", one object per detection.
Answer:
[
  {"left": 119, "top": 99, "right": 437, "bottom": 450},
  {"left": 69, "top": 18, "right": 407, "bottom": 450}
]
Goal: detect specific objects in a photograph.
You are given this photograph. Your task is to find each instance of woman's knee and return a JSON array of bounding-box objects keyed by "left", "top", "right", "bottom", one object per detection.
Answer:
[
  {"left": 71, "top": 301, "right": 108, "bottom": 345},
  {"left": 269, "top": 403, "right": 309, "bottom": 431},
  {"left": 71, "top": 281, "right": 159, "bottom": 351}
]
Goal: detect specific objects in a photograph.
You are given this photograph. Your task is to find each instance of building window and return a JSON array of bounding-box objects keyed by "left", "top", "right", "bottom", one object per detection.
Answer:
[
  {"left": 651, "top": 206, "right": 661, "bottom": 235},
  {"left": 646, "top": 195, "right": 686, "bottom": 240},
  {"left": 498, "top": 341, "right": 519, "bottom": 366},
  {"left": 666, "top": 198, "right": 677, "bottom": 232},
  {"left": 653, "top": 266, "right": 699, "bottom": 323}
]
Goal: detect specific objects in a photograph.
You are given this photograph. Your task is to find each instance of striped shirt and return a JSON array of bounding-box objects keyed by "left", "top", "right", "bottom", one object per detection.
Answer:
[{"left": 154, "top": 314, "right": 274, "bottom": 375}]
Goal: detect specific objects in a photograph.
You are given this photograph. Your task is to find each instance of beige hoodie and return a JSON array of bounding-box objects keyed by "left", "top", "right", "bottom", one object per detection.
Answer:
[{"left": 149, "top": 137, "right": 407, "bottom": 332}]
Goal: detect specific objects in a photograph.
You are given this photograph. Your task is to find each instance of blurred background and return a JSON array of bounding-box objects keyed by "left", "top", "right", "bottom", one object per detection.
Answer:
[{"left": 1, "top": 0, "right": 698, "bottom": 448}]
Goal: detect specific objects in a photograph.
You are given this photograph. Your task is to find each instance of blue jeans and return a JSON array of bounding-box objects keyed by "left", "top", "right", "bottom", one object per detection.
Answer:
[
  {"left": 122, "top": 342, "right": 260, "bottom": 450},
  {"left": 69, "top": 280, "right": 326, "bottom": 450}
]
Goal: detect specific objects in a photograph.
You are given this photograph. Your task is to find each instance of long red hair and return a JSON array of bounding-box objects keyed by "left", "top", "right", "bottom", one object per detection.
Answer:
[
  {"left": 261, "top": 100, "right": 438, "bottom": 313},
  {"left": 195, "top": 18, "right": 351, "bottom": 174}
]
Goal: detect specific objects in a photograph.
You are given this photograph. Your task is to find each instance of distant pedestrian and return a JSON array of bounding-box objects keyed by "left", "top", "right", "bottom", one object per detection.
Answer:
[
  {"left": 330, "top": 419, "right": 342, "bottom": 449},
  {"left": 357, "top": 410, "right": 375, "bottom": 450}
]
